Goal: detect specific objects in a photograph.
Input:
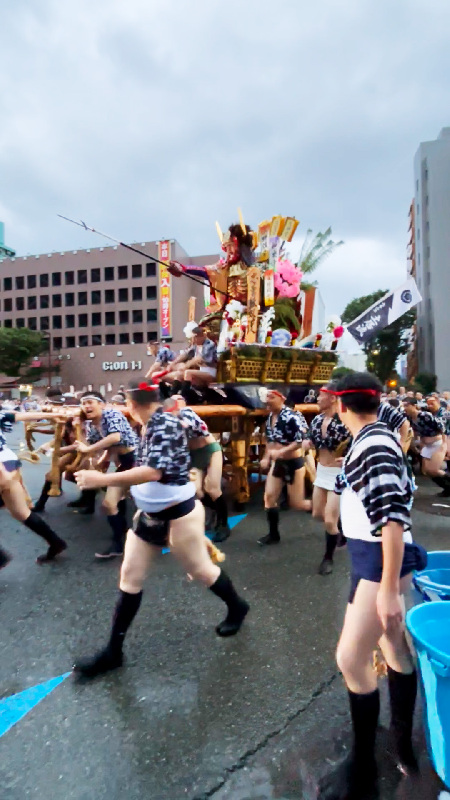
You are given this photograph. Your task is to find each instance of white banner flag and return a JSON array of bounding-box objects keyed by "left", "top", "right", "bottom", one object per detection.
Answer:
[{"left": 346, "top": 278, "right": 422, "bottom": 346}]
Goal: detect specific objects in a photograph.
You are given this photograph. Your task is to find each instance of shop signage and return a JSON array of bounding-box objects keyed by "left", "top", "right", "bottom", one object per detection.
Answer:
[
  {"left": 102, "top": 360, "right": 142, "bottom": 371},
  {"left": 158, "top": 240, "right": 172, "bottom": 338}
]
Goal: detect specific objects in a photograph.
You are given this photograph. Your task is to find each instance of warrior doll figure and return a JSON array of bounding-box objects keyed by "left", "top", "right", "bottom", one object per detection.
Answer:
[{"left": 168, "top": 223, "right": 256, "bottom": 316}]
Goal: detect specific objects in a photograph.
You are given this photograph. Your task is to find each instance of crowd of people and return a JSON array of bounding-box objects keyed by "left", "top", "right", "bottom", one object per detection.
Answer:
[{"left": 1, "top": 355, "right": 450, "bottom": 798}]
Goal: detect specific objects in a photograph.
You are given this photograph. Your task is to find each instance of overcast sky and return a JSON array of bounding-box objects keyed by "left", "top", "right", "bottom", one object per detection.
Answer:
[{"left": 1, "top": 0, "right": 449, "bottom": 317}]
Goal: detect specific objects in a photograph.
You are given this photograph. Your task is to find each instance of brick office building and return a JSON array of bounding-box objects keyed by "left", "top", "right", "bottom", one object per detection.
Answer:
[{"left": 0, "top": 238, "right": 218, "bottom": 395}]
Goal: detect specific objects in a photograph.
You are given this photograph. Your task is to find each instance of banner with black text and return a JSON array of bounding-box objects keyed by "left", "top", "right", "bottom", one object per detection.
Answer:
[{"left": 346, "top": 278, "right": 422, "bottom": 346}]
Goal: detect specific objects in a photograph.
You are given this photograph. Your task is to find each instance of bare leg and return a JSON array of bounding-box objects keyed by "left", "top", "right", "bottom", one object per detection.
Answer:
[
  {"left": 2, "top": 477, "right": 66, "bottom": 563},
  {"left": 287, "top": 466, "right": 311, "bottom": 512}
]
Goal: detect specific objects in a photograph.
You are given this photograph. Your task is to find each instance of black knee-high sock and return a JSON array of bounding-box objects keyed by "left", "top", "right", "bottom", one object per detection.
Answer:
[
  {"left": 325, "top": 531, "right": 338, "bottom": 560},
  {"left": 108, "top": 590, "right": 143, "bottom": 655},
  {"left": 349, "top": 688, "right": 380, "bottom": 767},
  {"left": 117, "top": 498, "right": 127, "bottom": 518},
  {"left": 209, "top": 569, "right": 245, "bottom": 613},
  {"left": 34, "top": 480, "right": 52, "bottom": 509},
  {"left": 202, "top": 492, "right": 215, "bottom": 510},
  {"left": 107, "top": 513, "right": 127, "bottom": 547},
  {"left": 24, "top": 511, "right": 63, "bottom": 545},
  {"left": 266, "top": 508, "right": 280, "bottom": 538},
  {"left": 387, "top": 666, "right": 417, "bottom": 764},
  {"left": 181, "top": 380, "right": 192, "bottom": 400},
  {"left": 214, "top": 494, "right": 228, "bottom": 527}
]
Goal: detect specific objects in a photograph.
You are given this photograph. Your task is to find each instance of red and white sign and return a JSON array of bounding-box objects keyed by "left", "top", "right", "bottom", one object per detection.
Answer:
[{"left": 158, "top": 240, "right": 172, "bottom": 338}]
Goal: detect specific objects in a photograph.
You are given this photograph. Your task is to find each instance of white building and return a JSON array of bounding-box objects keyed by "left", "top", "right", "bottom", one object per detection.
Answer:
[{"left": 414, "top": 128, "right": 450, "bottom": 390}]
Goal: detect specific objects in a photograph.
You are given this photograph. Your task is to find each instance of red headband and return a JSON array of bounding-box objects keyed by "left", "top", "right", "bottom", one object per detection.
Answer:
[
  {"left": 327, "top": 388, "right": 381, "bottom": 397},
  {"left": 128, "top": 382, "right": 159, "bottom": 392},
  {"left": 267, "top": 390, "right": 286, "bottom": 399}
]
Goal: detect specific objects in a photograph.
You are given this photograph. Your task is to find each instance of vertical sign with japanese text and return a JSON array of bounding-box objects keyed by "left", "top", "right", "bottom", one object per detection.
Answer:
[{"left": 158, "top": 240, "right": 172, "bottom": 338}]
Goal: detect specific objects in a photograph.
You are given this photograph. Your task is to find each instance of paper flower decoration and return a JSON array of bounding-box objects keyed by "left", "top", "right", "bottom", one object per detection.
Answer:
[
  {"left": 273, "top": 259, "right": 303, "bottom": 298},
  {"left": 333, "top": 326, "right": 344, "bottom": 339}
]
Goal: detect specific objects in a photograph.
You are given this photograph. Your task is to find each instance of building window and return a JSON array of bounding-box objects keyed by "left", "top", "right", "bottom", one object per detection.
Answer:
[
  {"left": 66, "top": 336, "right": 75, "bottom": 348},
  {"left": 416, "top": 179, "right": 419, "bottom": 191},
  {"left": 53, "top": 337, "right": 63, "bottom": 350},
  {"left": 417, "top": 204, "right": 420, "bottom": 215},
  {"left": 91, "top": 268, "right": 101, "bottom": 283},
  {"left": 147, "top": 308, "right": 157, "bottom": 322},
  {"left": 119, "top": 288, "right": 128, "bottom": 302},
  {"left": 132, "top": 264, "right": 142, "bottom": 279},
  {"left": 132, "top": 309, "right": 143, "bottom": 324},
  {"left": 52, "top": 315, "right": 62, "bottom": 329},
  {"left": 79, "top": 313, "right": 88, "bottom": 327},
  {"left": 418, "top": 253, "right": 421, "bottom": 265},
  {"left": 27, "top": 275, "right": 37, "bottom": 289},
  {"left": 78, "top": 270, "right": 87, "bottom": 284},
  {"left": 133, "top": 332, "right": 144, "bottom": 344},
  {"left": 28, "top": 317, "right": 37, "bottom": 330},
  {"left": 27, "top": 296, "right": 37, "bottom": 310},
  {"left": 147, "top": 331, "right": 158, "bottom": 342},
  {"left": 91, "top": 290, "right": 101, "bottom": 305},
  {"left": 40, "top": 273, "right": 49, "bottom": 288},
  {"left": 146, "top": 262, "right": 156, "bottom": 277},
  {"left": 119, "top": 332, "right": 130, "bottom": 344},
  {"left": 4, "top": 277, "right": 12, "bottom": 291},
  {"left": 4, "top": 319, "right": 12, "bottom": 328},
  {"left": 105, "top": 289, "right": 115, "bottom": 303},
  {"left": 52, "top": 272, "right": 61, "bottom": 287},
  {"left": 78, "top": 291, "right": 87, "bottom": 305},
  {"left": 92, "top": 312, "right": 102, "bottom": 326},
  {"left": 65, "top": 270, "right": 74, "bottom": 285},
  {"left": 426, "top": 194, "right": 429, "bottom": 206},
  {"left": 105, "top": 333, "right": 116, "bottom": 345},
  {"left": 105, "top": 311, "right": 115, "bottom": 325},
  {"left": 53, "top": 294, "right": 62, "bottom": 308},
  {"left": 105, "top": 266, "right": 114, "bottom": 281},
  {"left": 133, "top": 287, "right": 143, "bottom": 301},
  {"left": 146, "top": 286, "right": 156, "bottom": 300},
  {"left": 65, "top": 292, "right": 75, "bottom": 306},
  {"left": 66, "top": 315, "right": 75, "bottom": 328},
  {"left": 426, "top": 221, "right": 430, "bottom": 231},
  {"left": 92, "top": 334, "right": 102, "bottom": 346},
  {"left": 40, "top": 316, "right": 49, "bottom": 331},
  {"left": 119, "top": 310, "right": 129, "bottom": 324},
  {"left": 118, "top": 265, "right": 128, "bottom": 280},
  {"left": 427, "top": 245, "right": 431, "bottom": 258},
  {"left": 40, "top": 295, "right": 50, "bottom": 309},
  {"left": 16, "top": 296, "right": 25, "bottom": 311},
  {"left": 16, "top": 318, "right": 25, "bottom": 328},
  {"left": 15, "top": 276, "right": 24, "bottom": 290},
  {"left": 4, "top": 298, "right": 12, "bottom": 312},
  {"left": 79, "top": 335, "right": 89, "bottom": 347},
  {"left": 417, "top": 229, "right": 420, "bottom": 240}
]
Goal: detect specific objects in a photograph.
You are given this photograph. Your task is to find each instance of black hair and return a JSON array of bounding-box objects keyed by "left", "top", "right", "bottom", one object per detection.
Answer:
[
  {"left": 79, "top": 391, "right": 105, "bottom": 402},
  {"left": 126, "top": 379, "right": 160, "bottom": 406},
  {"left": 46, "top": 387, "right": 63, "bottom": 399},
  {"left": 403, "top": 397, "right": 418, "bottom": 407},
  {"left": 387, "top": 397, "right": 400, "bottom": 408},
  {"left": 334, "top": 371, "right": 383, "bottom": 414}
]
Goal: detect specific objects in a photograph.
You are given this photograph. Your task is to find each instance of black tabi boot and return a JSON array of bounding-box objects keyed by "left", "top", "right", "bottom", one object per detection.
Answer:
[
  {"left": 180, "top": 380, "right": 192, "bottom": 401},
  {"left": 71, "top": 490, "right": 97, "bottom": 515},
  {"left": 159, "top": 381, "right": 172, "bottom": 400},
  {"left": 387, "top": 666, "right": 419, "bottom": 775},
  {"left": 318, "top": 532, "right": 338, "bottom": 575},
  {"left": 74, "top": 590, "right": 143, "bottom": 678},
  {"left": 211, "top": 494, "right": 231, "bottom": 543},
  {"left": 96, "top": 513, "right": 127, "bottom": 559},
  {"left": 0, "top": 545, "right": 12, "bottom": 570},
  {"left": 209, "top": 569, "right": 249, "bottom": 636},
  {"left": 258, "top": 508, "right": 281, "bottom": 545},
  {"left": 431, "top": 475, "right": 450, "bottom": 498},
  {"left": 318, "top": 689, "right": 380, "bottom": 800},
  {"left": 31, "top": 480, "right": 52, "bottom": 513},
  {"left": 24, "top": 511, "right": 67, "bottom": 564}
]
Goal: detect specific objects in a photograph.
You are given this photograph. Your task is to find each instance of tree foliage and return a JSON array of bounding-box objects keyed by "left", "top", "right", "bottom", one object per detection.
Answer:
[
  {"left": 0, "top": 328, "right": 46, "bottom": 376},
  {"left": 341, "top": 290, "right": 416, "bottom": 384},
  {"left": 414, "top": 372, "right": 437, "bottom": 395},
  {"left": 297, "top": 227, "right": 343, "bottom": 290}
]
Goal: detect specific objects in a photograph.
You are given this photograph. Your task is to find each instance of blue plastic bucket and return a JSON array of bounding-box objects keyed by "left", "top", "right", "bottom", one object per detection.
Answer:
[
  {"left": 413, "top": 552, "right": 450, "bottom": 602},
  {"left": 407, "top": 602, "right": 450, "bottom": 787}
]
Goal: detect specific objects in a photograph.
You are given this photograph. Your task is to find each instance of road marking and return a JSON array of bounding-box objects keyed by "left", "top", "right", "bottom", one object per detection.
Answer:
[
  {"left": 0, "top": 672, "right": 71, "bottom": 738},
  {"left": 162, "top": 514, "right": 247, "bottom": 554}
]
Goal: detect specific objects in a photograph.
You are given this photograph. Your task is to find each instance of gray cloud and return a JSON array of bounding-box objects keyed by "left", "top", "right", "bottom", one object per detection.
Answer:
[{"left": 1, "top": 0, "right": 449, "bottom": 315}]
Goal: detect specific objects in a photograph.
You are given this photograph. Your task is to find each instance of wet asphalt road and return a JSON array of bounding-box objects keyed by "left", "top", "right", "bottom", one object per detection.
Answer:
[{"left": 1, "top": 427, "right": 450, "bottom": 800}]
